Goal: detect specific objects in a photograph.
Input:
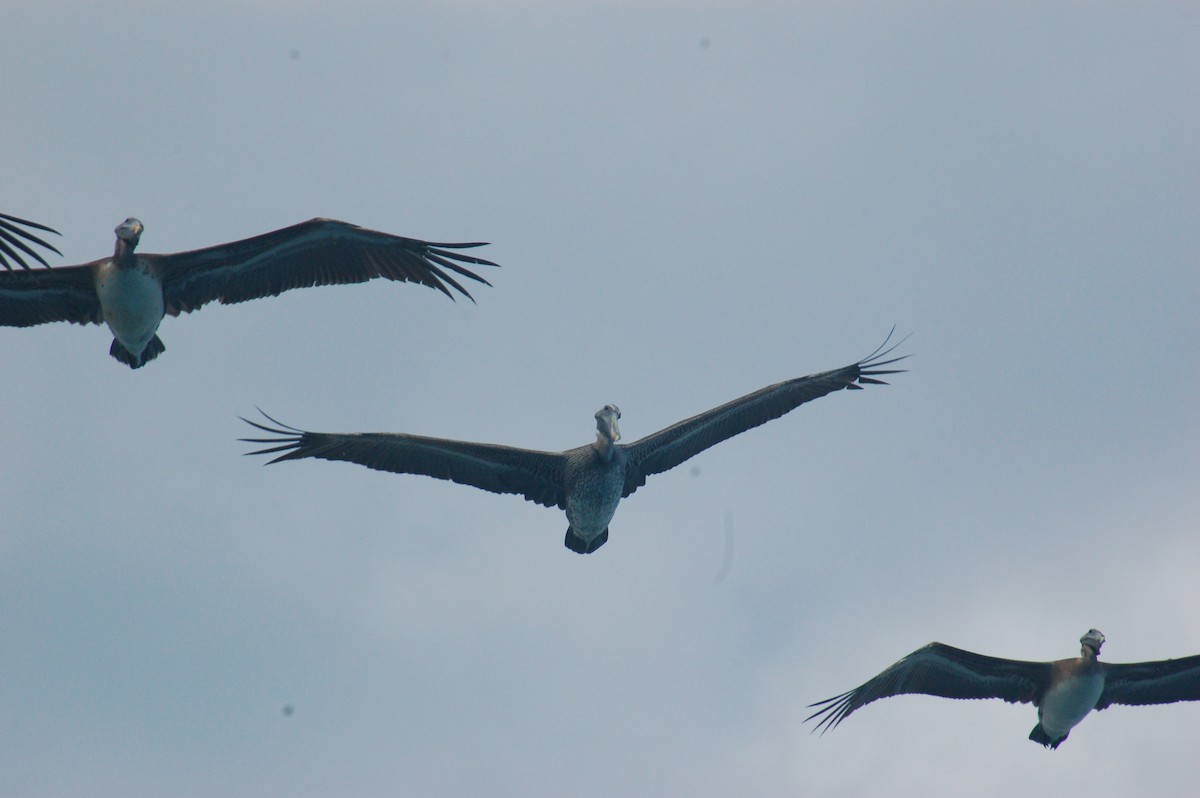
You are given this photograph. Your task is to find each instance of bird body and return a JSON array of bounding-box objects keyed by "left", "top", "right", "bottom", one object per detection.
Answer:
[
  {"left": 1032, "top": 658, "right": 1104, "bottom": 746},
  {"left": 95, "top": 260, "right": 166, "bottom": 365},
  {"left": 242, "top": 337, "right": 906, "bottom": 553},
  {"left": 562, "top": 428, "right": 627, "bottom": 553},
  {"left": 92, "top": 219, "right": 165, "bottom": 365}
]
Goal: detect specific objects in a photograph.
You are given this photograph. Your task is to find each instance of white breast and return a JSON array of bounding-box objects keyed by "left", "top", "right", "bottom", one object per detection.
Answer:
[
  {"left": 565, "top": 465, "right": 625, "bottom": 540},
  {"left": 95, "top": 261, "right": 165, "bottom": 356},
  {"left": 1039, "top": 671, "right": 1105, "bottom": 738}
]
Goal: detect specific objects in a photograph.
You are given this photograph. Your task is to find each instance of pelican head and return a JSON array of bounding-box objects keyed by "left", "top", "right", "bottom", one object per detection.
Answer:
[
  {"left": 1080, "top": 629, "right": 1106, "bottom": 655},
  {"left": 115, "top": 217, "right": 144, "bottom": 246},
  {"left": 594, "top": 403, "right": 621, "bottom": 444}
]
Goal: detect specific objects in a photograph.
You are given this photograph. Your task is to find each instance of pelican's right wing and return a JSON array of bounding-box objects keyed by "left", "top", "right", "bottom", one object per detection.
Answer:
[
  {"left": 0, "top": 261, "right": 101, "bottom": 327},
  {"left": 806, "top": 642, "right": 1051, "bottom": 734},
  {"left": 241, "top": 412, "right": 568, "bottom": 509}
]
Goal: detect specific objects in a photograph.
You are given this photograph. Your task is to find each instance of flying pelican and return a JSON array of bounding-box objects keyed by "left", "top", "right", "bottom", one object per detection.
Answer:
[
  {"left": 241, "top": 335, "right": 906, "bottom": 554},
  {"left": 807, "top": 629, "right": 1200, "bottom": 748},
  {"left": 0, "top": 213, "right": 61, "bottom": 270},
  {"left": 0, "top": 217, "right": 497, "bottom": 368}
]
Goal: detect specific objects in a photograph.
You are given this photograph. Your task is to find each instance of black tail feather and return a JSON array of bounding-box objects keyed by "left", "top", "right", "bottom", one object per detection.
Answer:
[
  {"left": 109, "top": 335, "right": 165, "bottom": 369},
  {"left": 1028, "top": 723, "right": 1066, "bottom": 750},
  {"left": 564, "top": 527, "right": 609, "bottom": 554}
]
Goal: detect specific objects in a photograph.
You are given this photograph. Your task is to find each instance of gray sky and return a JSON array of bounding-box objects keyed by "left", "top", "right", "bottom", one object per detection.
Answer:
[{"left": 2, "top": 3, "right": 1198, "bottom": 796}]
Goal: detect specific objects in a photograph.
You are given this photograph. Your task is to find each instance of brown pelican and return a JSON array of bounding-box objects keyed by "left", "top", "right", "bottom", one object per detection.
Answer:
[
  {"left": 241, "top": 335, "right": 906, "bottom": 554},
  {"left": 0, "top": 213, "right": 61, "bottom": 270},
  {"left": 0, "top": 217, "right": 497, "bottom": 368},
  {"left": 807, "top": 629, "right": 1200, "bottom": 749}
]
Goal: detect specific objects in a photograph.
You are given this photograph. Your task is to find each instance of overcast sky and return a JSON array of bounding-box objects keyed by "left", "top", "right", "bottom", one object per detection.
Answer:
[{"left": 2, "top": 3, "right": 1198, "bottom": 796}]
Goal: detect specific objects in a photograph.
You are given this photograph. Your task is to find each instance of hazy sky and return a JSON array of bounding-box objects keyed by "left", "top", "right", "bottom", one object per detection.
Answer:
[{"left": 2, "top": 3, "right": 1198, "bottom": 796}]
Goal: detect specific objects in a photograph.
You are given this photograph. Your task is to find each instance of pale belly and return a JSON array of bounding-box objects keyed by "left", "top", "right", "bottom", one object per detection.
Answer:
[
  {"left": 1039, "top": 673, "right": 1105, "bottom": 738},
  {"left": 565, "top": 467, "right": 625, "bottom": 542},
  {"left": 95, "top": 263, "right": 165, "bottom": 355}
]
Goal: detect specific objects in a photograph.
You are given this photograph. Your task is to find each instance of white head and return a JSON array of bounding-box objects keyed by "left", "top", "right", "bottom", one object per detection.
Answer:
[
  {"left": 594, "top": 403, "right": 621, "bottom": 444},
  {"left": 1080, "top": 629, "right": 1106, "bottom": 655},
  {"left": 115, "top": 217, "right": 144, "bottom": 246}
]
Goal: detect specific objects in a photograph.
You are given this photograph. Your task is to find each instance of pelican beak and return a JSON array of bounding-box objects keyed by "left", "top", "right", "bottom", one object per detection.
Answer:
[
  {"left": 115, "top": 217, "right": 144, "bottom": 243},
  {"left": 1081, "top": 629, "right": 1106, "bottom": 653},
  {"left": 596, "top": 405, "right": 621, "bottom": 443}
]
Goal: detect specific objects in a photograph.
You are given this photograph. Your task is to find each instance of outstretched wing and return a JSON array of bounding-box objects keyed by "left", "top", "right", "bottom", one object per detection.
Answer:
[
  {"left": 0, "top": 213, "right": 62, "bottom": 270},
  {"left": 619, "top": 331, "right": 907, "bottom": 498},
  {"left": 241, "top": 411, "right": 568, "bottom": 509},
  {"left": 157, "top": 218, "right": 498, "bottom": 315},
  {"left": 806, "top": 642, "right": 1051, "bottom": 733},
  {"left": 0, "top": 261, "right": 102, "bottom": 327},
  {"left": 1096, "top": 655, "right": 1200, "bottom": 710}
]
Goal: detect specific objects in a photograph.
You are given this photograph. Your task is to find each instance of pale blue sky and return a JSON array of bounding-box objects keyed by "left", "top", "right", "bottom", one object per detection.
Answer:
[{"left": 2, "top": 3, "right": 1198, "bottom": 796}]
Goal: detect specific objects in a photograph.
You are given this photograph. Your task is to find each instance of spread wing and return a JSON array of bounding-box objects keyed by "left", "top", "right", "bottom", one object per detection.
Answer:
[
  {"left": 806, "top": 642, "right": 1051, "bottom": 733},
  {"left": 1096, "top": 655, "right": 1200, "bottom": 710},
  {"left": 241, "top": 411, "right": 568, "bottom": 509},
  {"left": 0, "top": 261, "right": 102, "bottom": 327},
  {"left": 156, "top": 218, "right": 498, "bottom": 315},
  {"left": 619, "top": 332, "right": 907, "bottom": 498},
  {"left": 0, "top": 213, "right": 62, "bottom": 270}
]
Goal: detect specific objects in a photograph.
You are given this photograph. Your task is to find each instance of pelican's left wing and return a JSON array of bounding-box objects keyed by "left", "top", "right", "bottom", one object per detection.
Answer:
[
  {"left": 619, "top": 333, "right": 906, "bottom": 498},
  {"left": 806, "top": 642, "right": 1051, "bottom": 734},
  {"left": 1096, "top": 655, "right": 1200, "bottom": 710},
  {"left": 0, "top": 213, "right": 62, "bottom": 271},
  {"left": 241, "top": 412, "right": 568, "bottom": 510},
  {"left": 156, "top": 218, "right": 498, "bottom": 315}
]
